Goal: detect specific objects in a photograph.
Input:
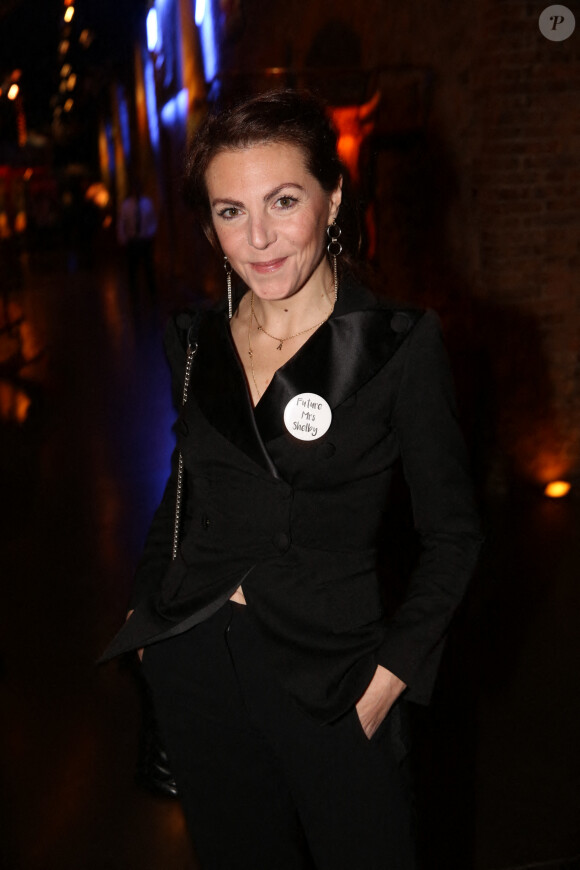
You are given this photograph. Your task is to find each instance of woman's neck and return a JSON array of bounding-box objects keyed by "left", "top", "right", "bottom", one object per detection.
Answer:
[{"left": 250, "top": 264, "right": 335, "bottom": 336}]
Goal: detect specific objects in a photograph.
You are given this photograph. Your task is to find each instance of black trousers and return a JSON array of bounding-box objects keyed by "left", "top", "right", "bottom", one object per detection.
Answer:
[{"left": 142, "top": 602, "right": 416, "bottom": 870}]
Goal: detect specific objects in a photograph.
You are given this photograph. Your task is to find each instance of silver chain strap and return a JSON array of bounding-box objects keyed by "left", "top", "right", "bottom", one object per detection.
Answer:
[{"left": 172, "top": 341, "right": 198, "bottom": 560}]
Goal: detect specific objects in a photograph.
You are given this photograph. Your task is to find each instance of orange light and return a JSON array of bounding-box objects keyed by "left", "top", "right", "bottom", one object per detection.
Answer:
[
  {"left": 14, "top": 211, "right": 27, "bottom": 233},
  {"left": 85, "top": 182, "right": 110, "bottom": 209},
  {"left": 64, "top": 98, "right": 74, "bottom": 112},
  {"left": 544, "top": 481, "right": 571, "bottom": 498},
  {"left": 0, "top": 382, "right": 31, "bottom": 423},
  {"left": 59, "top": 39, "right": 70, "bottom": 54},
  {"left": 61, "top": 64, "right": 72, "bottom": 77},
  {"left": 328, "top": 92, "right": 380, "bottom": 186},
  {"left": 7, "top": 83, "right": 19, "bottom": 100},
  {"left": 64, "top": 6, "right": 74, "bottom": 22}
]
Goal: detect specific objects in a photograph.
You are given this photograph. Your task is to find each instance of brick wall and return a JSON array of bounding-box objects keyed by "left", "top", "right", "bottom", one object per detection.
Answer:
[
  {"left": 471, "top": 1, "right": 580, "bottom": 487},
  {"left": 215, "top": 0, "right": 580, "bottom": 490}
]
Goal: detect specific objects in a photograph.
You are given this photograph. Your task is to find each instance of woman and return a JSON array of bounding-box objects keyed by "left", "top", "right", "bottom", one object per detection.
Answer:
[{"left": 103, "top": 89, "right": 482, "bottom": 869}]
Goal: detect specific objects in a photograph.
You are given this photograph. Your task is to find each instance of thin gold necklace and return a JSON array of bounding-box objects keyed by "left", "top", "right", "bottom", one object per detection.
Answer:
[
  {"left": 247, "top": 304, "right": 262, "bottom": 399},
  {"left": 250, "top": 291, "right": 335, "bottom": 351},
  {"left": 247, "top": 284, "right": 337, "bottom": 399}
]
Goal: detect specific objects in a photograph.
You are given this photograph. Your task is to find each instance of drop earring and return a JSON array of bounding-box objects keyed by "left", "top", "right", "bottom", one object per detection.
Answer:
[
  {"left": 326, "top": 221, "right": 342, "bottom": 303},
  {"left": 224, "top": 256, "right": 233, "bottom": 320}
]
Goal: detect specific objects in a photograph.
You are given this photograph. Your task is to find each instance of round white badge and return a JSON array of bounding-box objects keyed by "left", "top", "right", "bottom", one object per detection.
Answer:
[{"left": 284, "top": 393, "right": 332, "bottom": 441}]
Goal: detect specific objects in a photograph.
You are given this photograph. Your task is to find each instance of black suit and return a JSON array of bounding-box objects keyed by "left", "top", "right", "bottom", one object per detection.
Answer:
[
  {"left": 103, "top": 275, "right": 482, "bottom": 868},
  {"left": 104, "top": 275, "right": 482, "bottom": 722}
]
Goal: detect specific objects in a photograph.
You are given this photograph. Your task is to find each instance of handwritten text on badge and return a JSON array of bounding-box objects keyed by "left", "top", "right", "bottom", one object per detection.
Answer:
[{"left": 284, "top": 393, "right": 332, "bottom": 440}]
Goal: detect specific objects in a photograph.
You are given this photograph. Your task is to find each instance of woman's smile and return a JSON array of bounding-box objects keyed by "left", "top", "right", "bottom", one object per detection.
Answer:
[
  {"left": 249, "top": 257, "right": 288, "bottom": 274},
  {"left": 205, "top": 142, "right": 342, "bottom": 302}
]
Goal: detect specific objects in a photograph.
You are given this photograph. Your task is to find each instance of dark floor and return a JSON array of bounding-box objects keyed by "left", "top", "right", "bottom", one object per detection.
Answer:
[{"left": 1, "top": 245, "right": 579, "bottom": 870}]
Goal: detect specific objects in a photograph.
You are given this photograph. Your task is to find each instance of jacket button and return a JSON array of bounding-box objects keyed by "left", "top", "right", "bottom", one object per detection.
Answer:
[
  {"left": 390, "top": 312, "right": 411, "bottom": 334},
  {"left": 201, "top": 513, "right": 210, "bottom": 530},
  {"left": 272, "top": 532, "right": 290, "bottom": 553}
]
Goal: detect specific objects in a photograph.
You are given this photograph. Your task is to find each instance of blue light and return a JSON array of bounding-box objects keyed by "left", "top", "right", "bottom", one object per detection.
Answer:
[
  {"left": 160, "top": 89, "right": 189, "bottom": 128},
  {"left": 144, "top": 53, "right": 160, "bottom": 152},
  {"left": 105, "top": 120, "right": 115, "bottom": 175},
  {"left": 199, "top": 0, "right": 218, "bottom": 81},
  {"left": 195, "top": 0, "right": 206, "bottom": 26},
  {"left": 117, "top": 87, "right": 131, "bottom": 159},
  {"left": 146, "top": 8, "right": 158, "bottom": 51}
]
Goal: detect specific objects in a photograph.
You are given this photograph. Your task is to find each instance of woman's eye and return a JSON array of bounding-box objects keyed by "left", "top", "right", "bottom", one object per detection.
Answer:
[
  {"left": 276, "top": 195, "right": 297, "bottom": 209},
  {"left": 217, "top": 207, "right": 240, "bottom": 220}
]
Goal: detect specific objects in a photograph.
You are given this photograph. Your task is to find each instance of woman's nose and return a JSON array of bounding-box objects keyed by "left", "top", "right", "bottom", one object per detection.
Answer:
[{"left": 247, "top": 214, "right": 275, "bottom": 249}]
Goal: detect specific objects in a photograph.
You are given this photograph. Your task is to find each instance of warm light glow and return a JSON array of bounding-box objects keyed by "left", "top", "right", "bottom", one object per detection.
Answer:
[
  {"left": 0, "top": 382, "right": 31, "bottom": 423},
  {"left": 23, "top": 168, "right": 33, "bottom": 181},
  {"left": 64, "top": 98, "right": 74, "bottom": 112},
  {"left": 85, "top": 182, "right": 110, "bottom": 209},
  {"left": 544, "top": 481, "right": 572, "bottom": 498},
  {"left": 64, "top": 6, "right": 74, "bottom": 22},
  {"left": 79, "top": 29, "right": 92, "bottom": 47},
  {"left": 146, "top": 9, "right": 159, "bottom": 51},
  {"left": 329, "top": 93, "right": 380, "bottom": 186},
  {"left": 59, "top": 81, "right": 67, "bottom": 93},
  {"left": 0, "top": 211, "right": 11, "bottom": 239},
  {"left": 59, "top": 39, "right": 70, "bottom": 54},
  {"left": 7, "top": 83, "right": 19, "bottom": 100},
  {"left": 67, "top": 74, "right": 77, "bottom": 90},
  {"left": 14, "top": 211, "right": 26, "bottom": 233},
  {"left": 61, "top": 63, "right": 72, "bottom": 77}
]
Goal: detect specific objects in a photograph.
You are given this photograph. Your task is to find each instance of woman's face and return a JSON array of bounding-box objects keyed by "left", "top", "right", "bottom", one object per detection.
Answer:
[{"left": 205, "top": 142, "right": 342, "bottom": 302}]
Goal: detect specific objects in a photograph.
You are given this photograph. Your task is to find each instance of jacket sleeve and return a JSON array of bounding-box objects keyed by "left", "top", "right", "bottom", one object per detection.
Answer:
[
  {"left": 128, "top": 315, "right": 189, "bottom": 610},
  {"left": 376, "top": 309, "right": 483, "bottom": 704}
]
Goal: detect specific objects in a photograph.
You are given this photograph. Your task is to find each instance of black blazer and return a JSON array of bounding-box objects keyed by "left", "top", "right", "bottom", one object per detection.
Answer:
[{"left": 102, "top": 276, "right": 482, "bottom": 722}]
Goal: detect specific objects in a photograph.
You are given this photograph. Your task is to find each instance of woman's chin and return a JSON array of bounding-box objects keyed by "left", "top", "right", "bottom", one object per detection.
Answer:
[{"left": 245, "top": 278, "right": 299, "bottom": 302}]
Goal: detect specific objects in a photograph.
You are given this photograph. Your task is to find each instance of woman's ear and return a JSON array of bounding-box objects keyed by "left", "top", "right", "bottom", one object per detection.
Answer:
[{"left": 328, "top": 176, "right": 343, "bottom": 224}]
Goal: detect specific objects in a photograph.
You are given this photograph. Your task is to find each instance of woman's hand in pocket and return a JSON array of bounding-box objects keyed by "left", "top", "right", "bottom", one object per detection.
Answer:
[{"left": 355, "top": 665, "right": 406, "bottom": 739}]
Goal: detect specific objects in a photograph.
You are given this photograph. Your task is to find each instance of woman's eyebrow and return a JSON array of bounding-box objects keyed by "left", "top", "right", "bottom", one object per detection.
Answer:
[
  {"left": 211, "top": 183, "right": 305, "bottom": 209},
  {"left": 211, "top": 197, "right": 245, "bottom": 208},
  {"left": 265, "top": 183, "right": 305, "bottom": 200}
]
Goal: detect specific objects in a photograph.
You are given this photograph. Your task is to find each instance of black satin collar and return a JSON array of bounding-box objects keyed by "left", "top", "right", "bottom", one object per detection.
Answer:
[{"left": 189, "top": 276, "right": 422, "bottom": 476}]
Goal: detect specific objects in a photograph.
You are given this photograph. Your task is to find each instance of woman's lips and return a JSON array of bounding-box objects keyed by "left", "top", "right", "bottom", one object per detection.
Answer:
[{"left": 250, "top": 257, "right": 286, "bottom": 274}]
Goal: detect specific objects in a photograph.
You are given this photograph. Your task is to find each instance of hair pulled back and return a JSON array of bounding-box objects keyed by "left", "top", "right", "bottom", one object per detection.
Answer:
[{"left": 183, "top": 89, "right": 360, "bottom": 270}]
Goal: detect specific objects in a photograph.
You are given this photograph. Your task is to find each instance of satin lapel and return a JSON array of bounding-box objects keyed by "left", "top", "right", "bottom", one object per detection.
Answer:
[
  {"left": 254, "top": 289, "right": 421, "bottom": 444},
  {"left": 190, "top": 312, "right": 280, "bottom": 478}
]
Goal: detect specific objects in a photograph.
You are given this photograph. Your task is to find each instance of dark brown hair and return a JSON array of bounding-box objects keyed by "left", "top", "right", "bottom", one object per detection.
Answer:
[{"left": 183, "top": 88, "right": 361, "bottom": 270}]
